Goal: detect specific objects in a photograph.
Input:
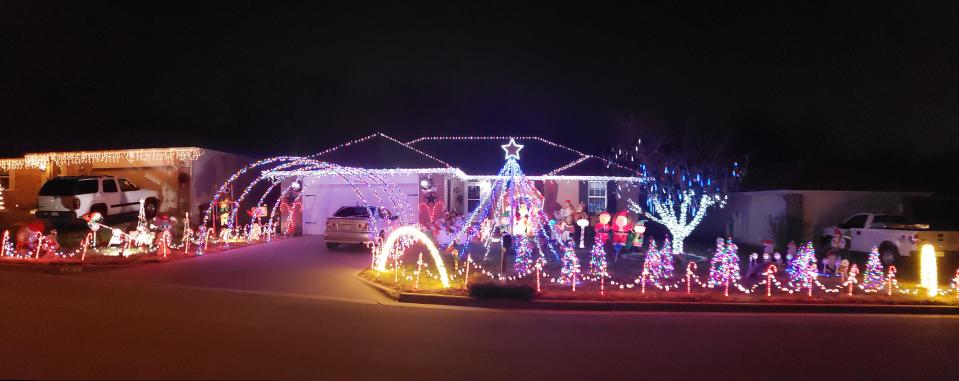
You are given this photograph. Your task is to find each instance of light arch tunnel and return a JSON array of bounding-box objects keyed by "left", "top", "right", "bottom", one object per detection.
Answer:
[{"left": 199, "top": 156, "right": 451, "bottom": 287}]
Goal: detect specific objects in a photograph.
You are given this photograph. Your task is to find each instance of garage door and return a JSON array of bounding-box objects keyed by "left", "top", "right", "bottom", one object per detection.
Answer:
[{"left": 301, "top": 179, "right": 419, "bottom": 236}]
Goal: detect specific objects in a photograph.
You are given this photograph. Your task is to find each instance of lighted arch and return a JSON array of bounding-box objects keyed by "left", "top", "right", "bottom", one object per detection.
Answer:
[{"left": 376, "top": 226, "right": 450, "bottom": 288}]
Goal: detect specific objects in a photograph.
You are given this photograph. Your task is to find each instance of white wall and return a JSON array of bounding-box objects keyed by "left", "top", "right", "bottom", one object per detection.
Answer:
[{"left": 300, "top": 173, "right": 419, "bottom": 235}]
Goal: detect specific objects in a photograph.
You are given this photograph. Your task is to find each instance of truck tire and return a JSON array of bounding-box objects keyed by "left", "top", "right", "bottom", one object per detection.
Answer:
[
  {"left": 878, "top": 242, "right": 899, "bottom": 266},
  {"left": 144, "top": 198, "right": 159, "bottom": 219}
]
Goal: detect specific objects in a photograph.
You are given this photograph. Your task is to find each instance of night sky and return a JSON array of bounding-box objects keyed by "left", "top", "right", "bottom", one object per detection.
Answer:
[{"left": 2, "top": 2, "right": 957, "bottom": 191}]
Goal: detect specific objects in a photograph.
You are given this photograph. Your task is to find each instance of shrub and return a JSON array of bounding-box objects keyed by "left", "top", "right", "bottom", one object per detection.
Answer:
[{"left": 468, "top": 282, "right": 534, "bottom": 301}]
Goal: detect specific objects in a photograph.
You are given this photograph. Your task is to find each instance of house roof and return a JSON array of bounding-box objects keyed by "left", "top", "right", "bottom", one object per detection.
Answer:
[
  {"left": 308, "top": 133, "right": 450, "bottom": 169},
  {"left": 404, "top": 136, "right": 639, "bottom": 178}
]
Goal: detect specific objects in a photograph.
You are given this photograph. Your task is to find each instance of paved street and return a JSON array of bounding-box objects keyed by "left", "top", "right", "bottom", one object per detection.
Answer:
[{"left": 2, "top": 236, "right": 959, "bottom": 380}]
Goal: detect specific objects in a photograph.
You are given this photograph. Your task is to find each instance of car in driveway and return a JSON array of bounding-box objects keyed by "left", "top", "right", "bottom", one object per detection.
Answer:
[
  {"left": 36, "top": 176, "right": 160, "bottom": 223},
  {"left": 324, "top": 205, "right": 398, "bottom": 250}
]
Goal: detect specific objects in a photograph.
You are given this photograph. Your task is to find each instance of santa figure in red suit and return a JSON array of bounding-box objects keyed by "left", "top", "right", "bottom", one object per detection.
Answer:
[
  {"left": 610, "top": 211, "right": 631, "bottom": 262},
  {"left": 593, "top": 211, "right": 612, "bottom": 244}
]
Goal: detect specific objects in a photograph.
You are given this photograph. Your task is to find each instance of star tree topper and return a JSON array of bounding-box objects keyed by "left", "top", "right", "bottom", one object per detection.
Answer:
[{"left": 501, "top": 138, "right": 524, "bottom": 160}]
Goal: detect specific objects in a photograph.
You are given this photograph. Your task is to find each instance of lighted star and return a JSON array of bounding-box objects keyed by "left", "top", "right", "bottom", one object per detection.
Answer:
[{"left": 501, "top": 138, "right": 524, "bottom": 160}]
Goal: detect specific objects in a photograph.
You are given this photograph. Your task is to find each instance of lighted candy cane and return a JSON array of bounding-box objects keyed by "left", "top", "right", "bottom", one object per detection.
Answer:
[
  {"left": 641, "top": 265, "right": 649, "bottom": 294},
  {"left": 764, "top": 264, "right": 778, "bottom": 297},
  {"left": 953, "top": 269, "right": 959, "bottom": 298},
  {"left": 34, "top": 232, "right": 44, "bottom": 259},
  {"left": 534, "top": 256, "right": 544, "bottom": 293},
  {"left": 158, "top": 230, "right": 172, "bottom": 258},
  {"left": 182, "top": 227, "right": 193, "bottom": 253},
  {"left": 686, "top": 262, "right": 697, "bottom": 295},
  {"left": 1, "top": 230, "right": 8, "bottom": 257},
  {"left": 806, "top": 263, "right": 817, "bottom": 297},
  {"left": 80, "top": 232, "right": 92, "bottom": 261},
  {"left": 886, "top": 266, "right": 897, "bottom": 296},
  {"left": 464, "top": 254, "right": 473, "bottom": 289},
  {"left": 414, "top": 252, "right": 424, "bottom": 289},
  {"left": 847, "top": 264, "right": 859, "bottom": 296}
]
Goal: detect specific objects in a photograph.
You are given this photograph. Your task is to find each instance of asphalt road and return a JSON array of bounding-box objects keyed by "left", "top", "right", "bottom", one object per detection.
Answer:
[{"left": 2, "top": 236, "right": 958, "bottom": 380}]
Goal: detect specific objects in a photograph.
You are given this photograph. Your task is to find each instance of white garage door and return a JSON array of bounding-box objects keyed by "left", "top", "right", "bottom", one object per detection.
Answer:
[{"left": 301, "top": 175, "right": 419, "bottom": 236}]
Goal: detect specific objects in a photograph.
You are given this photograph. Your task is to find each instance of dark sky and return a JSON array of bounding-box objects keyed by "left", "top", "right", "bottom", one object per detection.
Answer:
[{"left": 2, "top": 2, "right": 958, "bottom": 191}]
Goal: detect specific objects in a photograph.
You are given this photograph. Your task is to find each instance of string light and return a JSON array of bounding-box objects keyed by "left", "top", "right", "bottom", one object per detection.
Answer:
[
  {"left": 21, "top": 147, "right": 203, "bottom": 169},
  {"left": 0, "top": 158, "right": 27, "bottom": 171},
  {"left": 375, "top": 226, "right": 450, "bottom": 288}
]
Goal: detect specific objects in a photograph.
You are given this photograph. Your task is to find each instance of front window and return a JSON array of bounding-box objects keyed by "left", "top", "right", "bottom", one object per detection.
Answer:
[
  {"left": 587, "top": 181, "right": 607, "bottom": 213},
  {"left": 467, "top": 185, "right": 481, "bottom": 212}
]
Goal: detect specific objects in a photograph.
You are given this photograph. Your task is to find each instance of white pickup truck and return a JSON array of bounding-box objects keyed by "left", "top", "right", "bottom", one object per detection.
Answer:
[
  {"left": 822, "top": 213, "right": 959, "bottom": 264},
  {"left": 36, "top": 176, "right": 160, "bottom": 222}
]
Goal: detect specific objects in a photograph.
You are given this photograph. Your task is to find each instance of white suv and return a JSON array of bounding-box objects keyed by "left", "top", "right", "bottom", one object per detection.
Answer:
[{"left": 36, "top": 176, "right": 160, "bottom": 222}]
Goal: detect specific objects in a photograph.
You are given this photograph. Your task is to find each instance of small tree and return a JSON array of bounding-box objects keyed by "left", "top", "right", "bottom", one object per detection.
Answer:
[
  {"left": 708, "top": 239, "right": 742, "bottom": 288},
  {"left": 611, "top": 115, "right": 745, "bottom": 255},
  {"left": 786, "top": 242, "right": 817, "bottom": 290},
  {"left": 861, "top": 246, "right": 885, "bottom": 292}
]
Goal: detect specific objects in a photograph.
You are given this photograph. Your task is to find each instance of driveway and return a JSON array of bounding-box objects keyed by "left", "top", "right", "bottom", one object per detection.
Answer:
[{"left": 79, "top": 235, "right": 390, "bottom": 303}]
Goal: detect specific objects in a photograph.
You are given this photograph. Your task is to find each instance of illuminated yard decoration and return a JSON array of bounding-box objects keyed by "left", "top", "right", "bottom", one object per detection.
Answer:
[
  {"left": 786, "top": 242, "right": 818, "bottom": 291},
  {"left": 442, "top": 145, "right": 571, "bottom": 279},
  {"left": 613, "top": 119, "right": 744, "bottom": 255},
  {"left": 198, "top": 155, "right": 414, "bottom": 255},
  {"left": 375, "top": 225, "right": 450, "bottom": 288},
  {"left": 627, "top": 192, "right": 722, "bottom": 256},
  {"left": 920, "top": 244, "right": 938, "bottom": 297},
  {"left": 861, "top": 246, "right": 885, "bottom": 292}
]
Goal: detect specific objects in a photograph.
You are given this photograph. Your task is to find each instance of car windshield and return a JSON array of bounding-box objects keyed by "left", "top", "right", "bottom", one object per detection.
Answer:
[
  {"left": 333, "top": 206, "right": 372, "bottom": 218},
  {"left": 39, "top": 179, "right": 98, "bottom": 196}
]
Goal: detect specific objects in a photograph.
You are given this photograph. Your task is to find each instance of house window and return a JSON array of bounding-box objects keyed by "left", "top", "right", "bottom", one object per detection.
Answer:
[
  {"left": 0, "top": 170, "right": 11, "bottom": 190},
  {"left": 587, "top": 181, "right": 607, "bottom": 213},
  {"left": 466, "top": 184, "right": 481, "bottom": 212}
]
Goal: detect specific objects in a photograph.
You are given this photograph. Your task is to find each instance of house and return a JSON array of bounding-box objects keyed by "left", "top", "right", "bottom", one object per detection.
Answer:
[
  {"left": 281, "top": 133, "right": 645, "bottom": 235},
  {"left": 0, "top": 147, "right": 253, "bottom": 224},
  {"left": 698, "top": 189, "right": 933, "bottom": 247}
]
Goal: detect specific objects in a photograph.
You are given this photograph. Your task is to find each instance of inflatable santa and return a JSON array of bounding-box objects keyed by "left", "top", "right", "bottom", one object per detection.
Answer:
[
  {"left": 610, "top": 211, "right": 631, "bottom": 261},
  {"left": 594, "top": 211, "right": 612, "bottom": 244}
]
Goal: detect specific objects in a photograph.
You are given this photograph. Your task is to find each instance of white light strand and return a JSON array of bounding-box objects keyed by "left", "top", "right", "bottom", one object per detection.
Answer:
[{"left": 18, "top": 148, "right": 204, "bottom": 169}]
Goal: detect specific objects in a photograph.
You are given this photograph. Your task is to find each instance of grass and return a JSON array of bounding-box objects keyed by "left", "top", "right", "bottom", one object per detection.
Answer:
[{"left": 361, "top": 241, "right": 959, "bottom": 306}]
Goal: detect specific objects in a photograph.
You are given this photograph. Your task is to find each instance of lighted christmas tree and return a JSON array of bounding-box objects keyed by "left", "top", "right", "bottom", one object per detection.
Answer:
[
  {"left": 513, "top": 237, "right": 533, "bottom": 275},
  {"left": 861, "top": 246, "right": 885, "bottom": 292},
  {"left": 658, "top": 237, "right": 675, "bottom": 281},
  {"left": 589, "top": 237, "right": 608, "bottom": 279},
  {"left": 708, "top": 239, "right": 741, "bottom": 288},
  {"left": 643, "top": 238, "right": 661, "bottom": 283},
  {"left": 786, "top": 241, "right": 817, "bottom": 290},
  {"left": 560, "top": 243, "right": 581, "bottom": 285},
  {"left": 447, "top": 139, "right": 564, "bottom": 272}
]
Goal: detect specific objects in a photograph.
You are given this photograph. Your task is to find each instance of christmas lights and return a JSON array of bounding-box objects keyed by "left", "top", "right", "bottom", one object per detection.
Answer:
[
  {"left": 627, "top": 191, "right": 722, "bottom": 255},
  {"left": 0, "top": 158, "right": 26, "bottom": 171},
  {"left": 375, "top": 226, "right": 450, "bottom": 288},
  {"left": 861, "top": 246, "right": 885, "bottom": 292},
  {"left": 920, "top": 244, "right": 938, "bottom": 297},
  {"left": 23, "top": 147, "right": 203, "bottom": 169}
]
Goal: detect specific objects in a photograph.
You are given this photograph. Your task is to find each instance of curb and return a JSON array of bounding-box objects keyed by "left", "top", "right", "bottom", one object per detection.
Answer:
[
  {"left": 399, "top": 293, "right": 959, "bottom": 315},
  {"left": 355, "top": 278, "right": 959, "bottom": 315},
  {"left": 353, "top": 273, "right": 401, "bottom": 300}
]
